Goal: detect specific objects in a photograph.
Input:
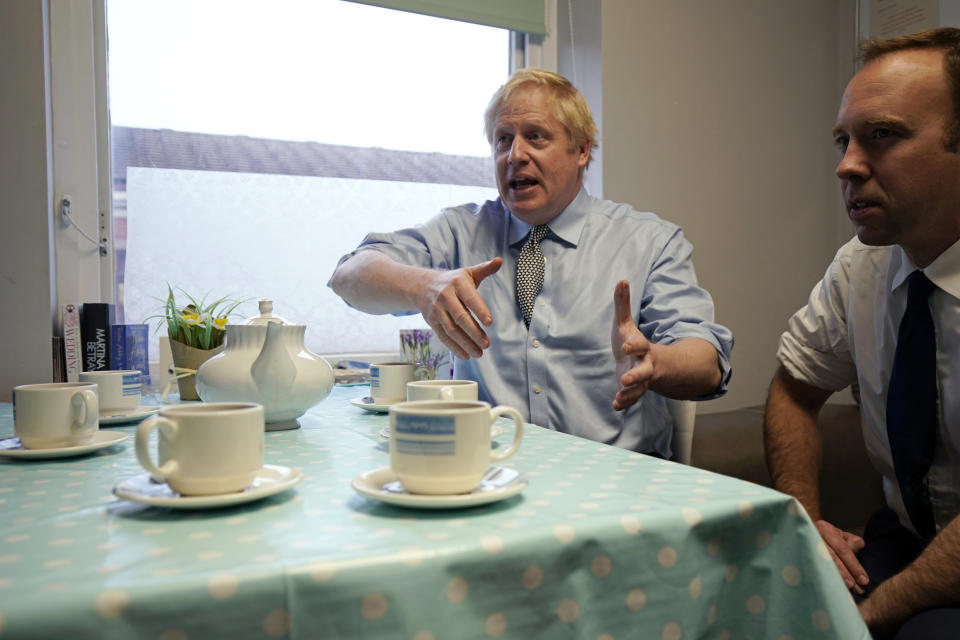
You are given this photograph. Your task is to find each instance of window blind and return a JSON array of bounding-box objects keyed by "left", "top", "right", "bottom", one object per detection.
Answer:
[{"left": 342, "top": 0, "right": 546, "bottom": 35}]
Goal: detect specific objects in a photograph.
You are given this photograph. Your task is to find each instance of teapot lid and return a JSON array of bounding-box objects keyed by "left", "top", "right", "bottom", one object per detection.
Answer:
[{"left": 245, "top": 299, "right": 289, "bottom": 325}]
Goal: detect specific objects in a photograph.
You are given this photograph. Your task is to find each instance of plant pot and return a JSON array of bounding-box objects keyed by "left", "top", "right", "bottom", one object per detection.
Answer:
[{"left": 168, "top": 340, "right": 224, "bottom": 401}]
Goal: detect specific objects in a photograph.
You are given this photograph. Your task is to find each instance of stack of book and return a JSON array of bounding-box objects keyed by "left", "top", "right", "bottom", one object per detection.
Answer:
[{"left": 61, "top": 302, "right": 149, "bottom": 382}]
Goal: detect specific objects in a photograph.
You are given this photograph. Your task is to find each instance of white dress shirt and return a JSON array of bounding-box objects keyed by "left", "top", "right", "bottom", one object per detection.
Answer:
[{"left": 778, "top": 236, "right": 960, "bottom": 536}]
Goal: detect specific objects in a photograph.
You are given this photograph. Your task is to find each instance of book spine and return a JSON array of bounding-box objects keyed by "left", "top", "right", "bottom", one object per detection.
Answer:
[
  {"left": 80, "top": 303, "right": 115, "bottom": 372},
  {"left": 111, "top": 325, "right": 127, "bottom": 371},
  {"left": 125, "top": 324, "right": 150, "bottom": 380},
  {"left": 62, "top": 303, "right": 82, "bottom": 382}
]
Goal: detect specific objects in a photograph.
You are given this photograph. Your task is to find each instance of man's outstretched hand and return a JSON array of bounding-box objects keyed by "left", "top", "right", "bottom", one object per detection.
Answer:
[{"left": 418, "top": 257, "right": 503, "bottom": 360}]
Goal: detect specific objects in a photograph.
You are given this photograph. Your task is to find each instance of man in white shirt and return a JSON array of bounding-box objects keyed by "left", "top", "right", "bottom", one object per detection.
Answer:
[{"left": 765, "top": 28, "right": 960, "bottom": 638}]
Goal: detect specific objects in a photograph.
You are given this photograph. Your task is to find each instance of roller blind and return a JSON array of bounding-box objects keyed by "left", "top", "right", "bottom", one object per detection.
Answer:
[{"left": 343, "top": 0, "right": 546, "bottom": 35}]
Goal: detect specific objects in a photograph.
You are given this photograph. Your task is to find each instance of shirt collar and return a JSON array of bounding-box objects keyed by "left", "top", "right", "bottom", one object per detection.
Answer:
[
  {"left": 508, "top": 187, "right": 591, "bottom": 248},
  {"left": 891, "top": 238, "right": 960, "bottom": 300}
]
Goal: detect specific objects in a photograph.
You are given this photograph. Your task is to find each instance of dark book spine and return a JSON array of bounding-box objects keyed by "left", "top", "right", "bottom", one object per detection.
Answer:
[{"left": 80, "top": 303, "right": 115, "bottom": 371}]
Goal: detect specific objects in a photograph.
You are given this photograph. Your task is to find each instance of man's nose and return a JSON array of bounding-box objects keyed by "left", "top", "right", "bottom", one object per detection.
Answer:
[
  {"left": 836, "top": 141, "right": 870, "bottom": 182},
  {"left": 508, "top": 137, "right": 530, "bottom": 164}
]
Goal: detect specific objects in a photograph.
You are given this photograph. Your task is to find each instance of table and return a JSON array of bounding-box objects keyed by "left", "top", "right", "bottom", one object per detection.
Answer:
[{"left": 0, "top": 385, "right": 869, "bottom": 639}]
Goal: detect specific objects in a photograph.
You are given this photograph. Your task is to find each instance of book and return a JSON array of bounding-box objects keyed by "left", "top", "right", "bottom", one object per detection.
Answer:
[
  {"left": 52, "top": 336, "right": 65, "bottom": 383},
  {"left": 62, "top": 303, "right": 82, "bottom": 381},
  {"left": 111, "top": 324, "right": 150, "bottom": 379},
  {"left": 80, "top": 303, "right": 115, "bottom": 371}
]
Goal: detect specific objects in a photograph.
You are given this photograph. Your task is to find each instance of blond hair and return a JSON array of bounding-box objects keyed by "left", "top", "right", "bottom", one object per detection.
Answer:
[{"left": 483, "top": 68, "right": 598, "bottom": 166}]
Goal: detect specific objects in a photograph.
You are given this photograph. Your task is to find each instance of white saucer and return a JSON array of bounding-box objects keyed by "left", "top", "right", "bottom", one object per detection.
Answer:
[
  {"left": 0, "top": 431, "right": 128, "bottom": 460},
  {"left": 351, "top": 466, "right": 527, "bottom": 509},
  {"left": 378, "top": 424, "right": 505, "bottom": 439},
  {"left": 99, "top": 405, "right": 160, "bottom": 425},
  {"left": 350, "top": 396, "right": 391, "bottom": 414},
  {"left": 113, "top": 464, "right": 302, "bottom": 509}
]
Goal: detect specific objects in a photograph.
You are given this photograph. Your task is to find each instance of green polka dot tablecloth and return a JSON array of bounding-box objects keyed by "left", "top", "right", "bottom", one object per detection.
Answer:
[{"left": 0, "top": 386, "right": 869, "bottom": 639}]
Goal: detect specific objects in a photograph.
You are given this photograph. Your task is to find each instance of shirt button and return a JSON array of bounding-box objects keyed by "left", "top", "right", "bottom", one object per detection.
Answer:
[
  {"left": 532, "top": 339, "right": 541, "bottom": 348},
  {"left": 538, "top": 300, "right": 546, "bottom": 306},
  {"left": 534, "top": 386, "right": 542, "bottom": 394}
]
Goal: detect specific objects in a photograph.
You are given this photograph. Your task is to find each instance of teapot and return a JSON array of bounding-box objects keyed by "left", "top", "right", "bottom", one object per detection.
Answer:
[{"left": 195, "top": 300, "right": 334, "bottom": 430}]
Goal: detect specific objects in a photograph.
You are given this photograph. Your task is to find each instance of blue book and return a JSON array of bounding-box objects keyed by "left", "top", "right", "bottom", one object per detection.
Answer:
[
  {"left": 111, "top": 324, "right": 149, "bottom": 379},
  {"left": 110, "top": 325, "right": 127, "bottom": 370}
]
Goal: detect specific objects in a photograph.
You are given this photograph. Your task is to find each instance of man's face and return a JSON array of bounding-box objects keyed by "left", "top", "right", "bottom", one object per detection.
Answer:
[
  {"left": 492, "top": 86, "right": 589, "bottom": 225},
  {"left": 833, "top": 48, "right": 960, "bottom": 266}
]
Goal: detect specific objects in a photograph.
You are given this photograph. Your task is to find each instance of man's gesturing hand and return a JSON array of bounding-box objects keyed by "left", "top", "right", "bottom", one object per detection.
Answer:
[
  {"left": 418, "top": 258, "right": 502, "bottom": 360},
  {"left": 611, "top": 280, "right": 655, "bottom": 411}
]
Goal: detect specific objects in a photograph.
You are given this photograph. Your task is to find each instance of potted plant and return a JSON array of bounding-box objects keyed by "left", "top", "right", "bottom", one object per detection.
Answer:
[
  {"left": 399, "top": 329, "right": 452, "bottom": 380},
  {"left": 153, "top": 285, "right": 249, "bottom": 400}
]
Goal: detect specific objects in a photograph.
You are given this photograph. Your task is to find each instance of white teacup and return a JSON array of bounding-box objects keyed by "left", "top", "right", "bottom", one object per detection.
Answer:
[
  {"left": 13, "top": 382, "right": 99, "bottom": 449},
  {"left": 135, "top": 402, "right": 264, "bottom": 496},
  {"left": 80, "top": 369, "right": 142, "bottom": 414},
  {"left": 389, "top": 400, "right": 524, "bottom": 495},
  {"left": 370, "top": 362, "right": 428, "bottom": 405},
  {"left": 406, "top": 379, "right": 478, "bottom": 402}
]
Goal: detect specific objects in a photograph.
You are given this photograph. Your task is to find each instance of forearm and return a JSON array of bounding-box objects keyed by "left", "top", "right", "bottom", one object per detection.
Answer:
[
  {"left": 861, "top": 515, "right": 960, "bottom": 634},
  {"left": 329, "top": 251, "right": 428, "bottom": 315},
  {"left": 762, "top": 366, "right": 831, "bottom": 519},
  {"left": 646, "top": 338, "right": 722, "bottom": 398}
]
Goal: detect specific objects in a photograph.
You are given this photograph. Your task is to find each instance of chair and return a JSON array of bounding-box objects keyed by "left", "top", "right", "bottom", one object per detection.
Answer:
[{"left": 667, "top": 399, "right": 697, "bottom": 464}]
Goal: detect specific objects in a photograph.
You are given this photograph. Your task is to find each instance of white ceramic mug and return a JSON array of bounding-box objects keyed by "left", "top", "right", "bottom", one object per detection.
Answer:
[
  {"left": 80, "top": 369, "right": 142, "bottom": 413},
  {"left": 406, "top": 379, "right": 478, "bottom": 402},
  {"left": 389, "top": 400, "right": 524, "bottom": 495},
  {"left": 13, "top": 382, "right": 99, "bottom": 449},
  {"left": 370, "top": 362, "right": 428, "bottom": 405},
  {"left": 135, "top": 402, "right": 264, "bottom": 496}
]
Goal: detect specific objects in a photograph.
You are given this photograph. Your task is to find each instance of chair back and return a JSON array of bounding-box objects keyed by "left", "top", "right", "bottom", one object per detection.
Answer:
[{"left": 667, "top": 399, "right": 696, "bottom": 464}]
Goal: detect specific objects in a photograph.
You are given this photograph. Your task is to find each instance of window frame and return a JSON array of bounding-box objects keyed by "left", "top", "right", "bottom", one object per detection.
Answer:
[{"left": 49, "top": 0, "right": 558, "bottom": 358}]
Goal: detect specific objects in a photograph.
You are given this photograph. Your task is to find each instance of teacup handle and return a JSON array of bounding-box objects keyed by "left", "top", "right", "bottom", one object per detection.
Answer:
[
  {"left": 135, "top": 416, "right": 180, "bottom": 480},
  {"left": 70, "top": 389, "right": 99, "bottom": 434},
  {"left": 488, "top": 405, "right": 524, "bottom": 461}
]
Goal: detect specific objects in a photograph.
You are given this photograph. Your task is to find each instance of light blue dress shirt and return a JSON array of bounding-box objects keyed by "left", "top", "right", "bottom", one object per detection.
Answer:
[{"left": 337, "top": 189, "right": 733, "bottom": 457}]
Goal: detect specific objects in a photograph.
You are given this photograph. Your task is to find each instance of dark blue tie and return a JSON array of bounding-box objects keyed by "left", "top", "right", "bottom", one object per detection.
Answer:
[{"left": 886, "top": 269, "right": 939, "bottom": 539}]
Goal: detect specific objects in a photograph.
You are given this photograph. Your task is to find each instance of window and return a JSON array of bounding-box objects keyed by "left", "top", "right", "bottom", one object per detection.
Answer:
[{"left": 106, "top": 0, "right": 511, "bottom": 356}]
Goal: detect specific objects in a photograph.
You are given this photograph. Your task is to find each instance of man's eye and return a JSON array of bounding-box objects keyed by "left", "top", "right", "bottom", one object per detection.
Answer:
[
  {"left": 872, "top": 128, "right": 894, "bottom": 140},
  {"left": 495, "top": 134, "right": 511, "bottom": 148},
  {"left": 834, "top": 135, "right": 848, "bottom": 151}
]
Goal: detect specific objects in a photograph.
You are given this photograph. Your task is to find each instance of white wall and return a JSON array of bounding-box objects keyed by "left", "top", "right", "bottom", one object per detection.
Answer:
[
  {"left": 563, "top": 0, "right": 858, "bottom": 412},
  {"left": 0, "top": 0, "right": 56, "bottom": 401}
]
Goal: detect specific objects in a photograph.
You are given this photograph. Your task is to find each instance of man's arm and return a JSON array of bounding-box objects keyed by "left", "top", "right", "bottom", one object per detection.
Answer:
[
  {"left": 859, "top": 514, "right": 960, "bottom": 638},
  {"left": 330, "top": 251, "right": 502, "bottom": 360},
  {"left": 611, "top": 281, "right": 723, "bottom": 409},
  {"left": 764, "top": 365, "right": 869, "bottom": 593}
]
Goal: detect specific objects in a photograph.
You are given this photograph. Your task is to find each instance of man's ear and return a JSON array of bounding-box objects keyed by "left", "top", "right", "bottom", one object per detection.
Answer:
[{"left": 576, "top": 142, "right": 590, "bottom": 169}]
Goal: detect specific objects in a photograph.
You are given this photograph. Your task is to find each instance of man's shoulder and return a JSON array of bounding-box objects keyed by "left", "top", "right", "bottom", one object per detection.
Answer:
[
  {"left": 585, "top": 196, "right": 678, "bottom": 234},
  {"left": 442, "top": 198, "right": 507, "bottom": 219}
]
